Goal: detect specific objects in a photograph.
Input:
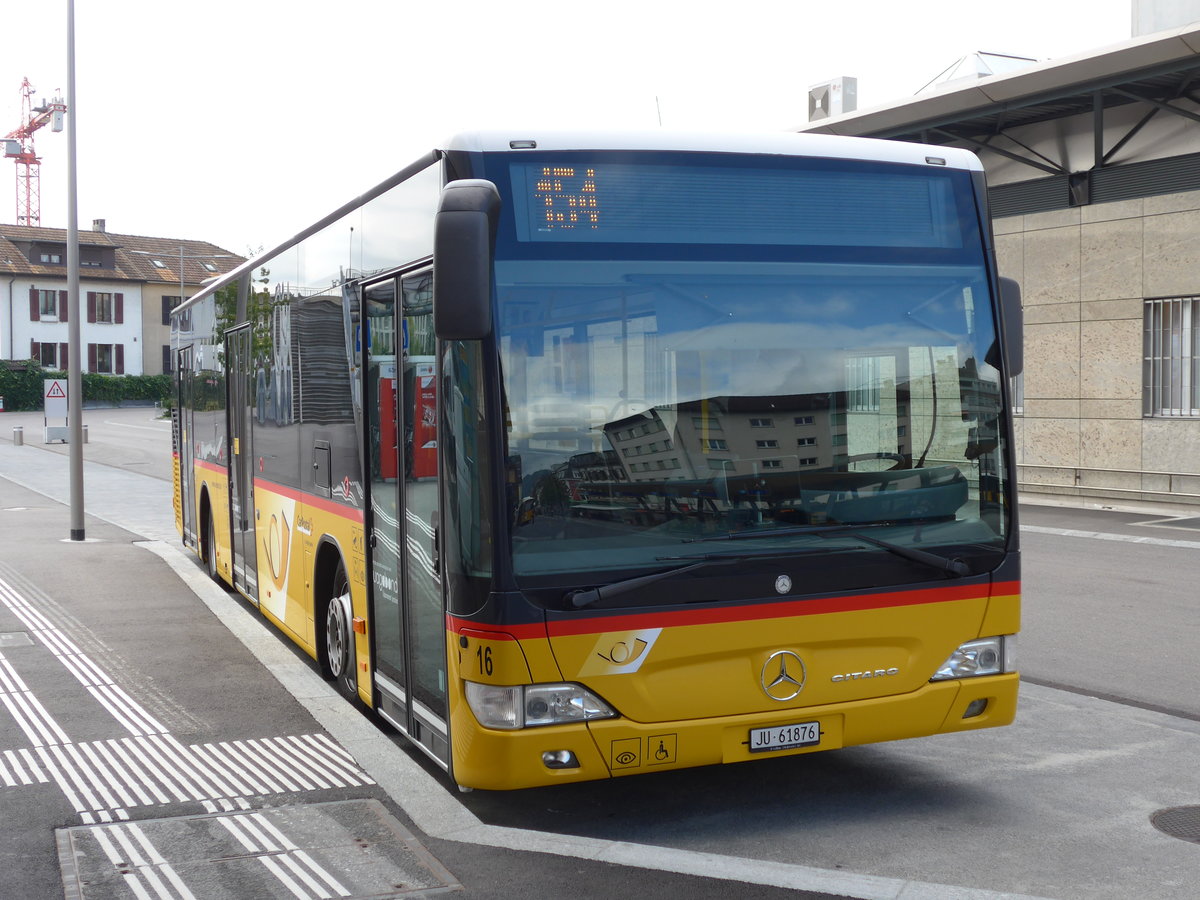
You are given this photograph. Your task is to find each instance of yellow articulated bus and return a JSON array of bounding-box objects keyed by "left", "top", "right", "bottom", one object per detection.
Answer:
[{"left": 171, "top": 131, "right": 1023, "bottom": 791}]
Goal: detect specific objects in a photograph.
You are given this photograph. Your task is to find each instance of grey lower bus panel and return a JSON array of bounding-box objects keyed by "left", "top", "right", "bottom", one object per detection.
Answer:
[{"left": 375, "top": 671, "right": 451, "bottom": 772}]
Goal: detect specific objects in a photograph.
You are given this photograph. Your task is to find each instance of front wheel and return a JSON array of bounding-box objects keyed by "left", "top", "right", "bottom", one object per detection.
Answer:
[{"left": 324, "top": 565, "right": 358, "bottom": 700}]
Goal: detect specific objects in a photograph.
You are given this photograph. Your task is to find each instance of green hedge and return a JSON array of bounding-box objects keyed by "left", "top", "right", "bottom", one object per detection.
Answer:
[{"left": 0, "top": 359, "right": 172, "bottom": 411}]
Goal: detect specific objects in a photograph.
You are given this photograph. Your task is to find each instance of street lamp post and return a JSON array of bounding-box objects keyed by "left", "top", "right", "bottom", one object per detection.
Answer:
[{"left": 65, "top": 0, "right": 84, "bottom": 541}]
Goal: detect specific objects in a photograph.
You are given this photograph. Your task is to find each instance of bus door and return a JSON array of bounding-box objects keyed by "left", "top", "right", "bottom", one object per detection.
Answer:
[
  {"left": 226, "top": 326, "right": 259, "bottom": 600},
  {"left": 177, "top": 345, "right": 196, "bottom": 548},
  {"left": 363, "top": 271, "right": 448, "bottom": 767}
]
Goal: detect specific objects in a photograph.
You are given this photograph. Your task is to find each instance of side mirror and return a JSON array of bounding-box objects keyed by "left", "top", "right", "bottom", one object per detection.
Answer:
[
  {"left": 434, "top": 179, "right": 501, "bottom": 340},
  {"left": 998, "top": 277, "right": 1023, "bottom": 376}
]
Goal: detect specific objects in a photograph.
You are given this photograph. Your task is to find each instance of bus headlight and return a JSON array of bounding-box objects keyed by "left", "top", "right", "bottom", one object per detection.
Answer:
[
  {"left": 930, "top": 636, "right": 1015, "bottom": 681},
  {"left": 465, "top": 681, "right": 617, "bottom": 730}
]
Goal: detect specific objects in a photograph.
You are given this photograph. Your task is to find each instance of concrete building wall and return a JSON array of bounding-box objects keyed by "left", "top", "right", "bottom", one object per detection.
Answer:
[
  {"left": 141, "top": 285, "right": 181, "bottom": 376},
  {"left": 995, "top": 190, "right": 1200, "bottom": 506},
  {"left": 1134, "top": 0, "right": 1200, "bottom": 35}
]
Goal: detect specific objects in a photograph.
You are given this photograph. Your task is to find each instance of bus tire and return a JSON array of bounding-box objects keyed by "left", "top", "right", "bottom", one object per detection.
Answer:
[
  {"left": 324, "top": 562, "right": 358, "bottom": 701},
  {"left": 203, "top": 508, "right": 220, "bottom": 583}
]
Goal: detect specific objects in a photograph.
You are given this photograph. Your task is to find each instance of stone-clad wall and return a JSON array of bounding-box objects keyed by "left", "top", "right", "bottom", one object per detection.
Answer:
[{"left": 994, "top": 191, "right": 1200, "bottom": 506}]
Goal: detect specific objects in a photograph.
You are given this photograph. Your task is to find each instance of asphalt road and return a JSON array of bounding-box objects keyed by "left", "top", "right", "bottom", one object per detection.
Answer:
[
  {"left": 2, "top": 404, "right": 174, "bottom": 482},
  {"left": 1020, "top": 504, "right": 1200, "bottom": 720},
  {"left": 3, "top": 407, "right": 1199, "bottom": 900}
]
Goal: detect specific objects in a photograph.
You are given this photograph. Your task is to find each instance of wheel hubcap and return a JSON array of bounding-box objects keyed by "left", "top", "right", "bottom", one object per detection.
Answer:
[{"left": 327, "top": 600, "right": 347, "bottom": 677}]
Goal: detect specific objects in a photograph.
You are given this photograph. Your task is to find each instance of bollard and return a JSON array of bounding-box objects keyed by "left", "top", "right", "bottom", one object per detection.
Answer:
[
  {"left": 12, "top": 426, "right": 22, "bottom": 446},
  {"left": 83, "top": 424, "right": 89, "bottom": 444}
]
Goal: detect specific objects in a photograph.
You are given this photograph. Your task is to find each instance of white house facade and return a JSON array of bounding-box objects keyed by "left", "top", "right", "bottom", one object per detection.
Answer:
[{"left": 1, "top": 221, "right": 243, "bottom": 377}]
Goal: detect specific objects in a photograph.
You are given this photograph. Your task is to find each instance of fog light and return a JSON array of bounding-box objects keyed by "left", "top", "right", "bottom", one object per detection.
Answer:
[
  {"left": 962, "top": 698, "right": 989, "bottom": 719},
  {"left": 542, "top": 749, "right": 579, "bottom": 769}
]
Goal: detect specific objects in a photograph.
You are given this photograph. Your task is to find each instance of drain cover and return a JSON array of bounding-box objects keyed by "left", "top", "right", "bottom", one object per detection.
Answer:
[
  {"left": 57, "top": 799, "right": 460, "bottom": 898},
  {"left": 1151, "top": 806, "right": 1200, "bottom": 843}
]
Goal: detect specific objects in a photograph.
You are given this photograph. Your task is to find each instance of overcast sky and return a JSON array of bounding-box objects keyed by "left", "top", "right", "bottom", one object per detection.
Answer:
[{"left": 2, "top": 0, "right": 1136, "bottom": 259}]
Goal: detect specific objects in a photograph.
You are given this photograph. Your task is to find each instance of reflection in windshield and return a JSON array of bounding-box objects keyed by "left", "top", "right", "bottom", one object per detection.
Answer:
[{"left": 499, "top": 261, "right": 1008, "bottom": 581}]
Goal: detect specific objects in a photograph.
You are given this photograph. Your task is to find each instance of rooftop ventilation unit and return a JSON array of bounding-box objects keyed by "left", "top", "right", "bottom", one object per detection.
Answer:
[{"left": 808, "top": 76, "right": 857, "bottom": 121}]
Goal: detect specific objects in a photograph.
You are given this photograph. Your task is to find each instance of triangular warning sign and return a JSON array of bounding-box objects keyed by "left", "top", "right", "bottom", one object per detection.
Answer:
[{"left": 46, "top": 382, "right": 67, "bottom": 398}]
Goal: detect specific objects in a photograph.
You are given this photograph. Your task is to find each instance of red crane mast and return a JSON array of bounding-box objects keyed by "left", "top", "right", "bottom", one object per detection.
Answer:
[{"left": 3, "top": 78, "right": 66, "bottom": 227}]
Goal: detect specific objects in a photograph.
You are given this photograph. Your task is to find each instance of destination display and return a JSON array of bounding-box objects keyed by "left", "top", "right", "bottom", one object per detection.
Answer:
[{"left": 510, "top": 159, "right": 965, "bottom": 248}]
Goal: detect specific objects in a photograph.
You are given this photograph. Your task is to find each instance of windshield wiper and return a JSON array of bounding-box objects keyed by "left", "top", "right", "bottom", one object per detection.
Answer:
[
  {"left": 685, "top": 523, "right": 969, "bottom": 578},
  {"left": 566, "top": 553, "right": 776, "bottom": 609},
  {"left": 817, "top": 529, "right": 969, "bottom": 577}
]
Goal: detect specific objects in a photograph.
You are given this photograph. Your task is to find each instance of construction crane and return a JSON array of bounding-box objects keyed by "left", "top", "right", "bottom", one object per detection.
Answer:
[{"left": 3, "top": 78, "right": 66, "bottom": 227}]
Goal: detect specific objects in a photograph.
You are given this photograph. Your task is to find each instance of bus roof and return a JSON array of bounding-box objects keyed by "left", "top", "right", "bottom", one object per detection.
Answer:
[
  {"left": 174, "top": 131, "right": 982, "bottom": 316},
  {"left": 443, "top": 129, "right": 984, "bottom": 172}
]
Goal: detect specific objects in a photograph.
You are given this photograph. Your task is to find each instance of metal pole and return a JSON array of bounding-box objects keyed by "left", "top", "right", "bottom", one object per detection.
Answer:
[{"left": 66, "top": 0, "right": 85, "bottom": 541}]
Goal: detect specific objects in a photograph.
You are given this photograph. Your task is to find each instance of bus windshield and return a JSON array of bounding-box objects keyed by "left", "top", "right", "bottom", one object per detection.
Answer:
[{"left": 490, "top": 151, "right": 1010, "bottom": 592}]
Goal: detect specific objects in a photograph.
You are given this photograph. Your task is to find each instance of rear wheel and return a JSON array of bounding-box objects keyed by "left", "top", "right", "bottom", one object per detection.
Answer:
[{"left": 324, "top": 564, "right": 358, "bottom": 700}]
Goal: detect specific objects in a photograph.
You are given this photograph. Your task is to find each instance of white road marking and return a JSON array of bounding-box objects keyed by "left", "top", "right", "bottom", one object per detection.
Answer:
[
  {"left": 101, "top": 419, "right": 172, "bottom": 433},
  {"left": 0, "top": 575, "right": 168, "bottom": 738},
  {"left": 1021, "top": 523, "right": 1200, "bottom": 549}
]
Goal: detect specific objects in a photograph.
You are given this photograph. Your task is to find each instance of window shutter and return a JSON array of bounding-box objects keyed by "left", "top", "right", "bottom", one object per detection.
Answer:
[
  {"left": 114, "top": 293, "right": 124, "bottom": 324},
  {"left": 30, "top": 287, "right": 39, "bottom": 321},
  {"left": 87, "top": 343, "right": 97, "bottom": 372},
  {"left": 115, "top": 344, "right": 125, "bottom": 375},
  {"left": 59, "top": 291, "right": 68, "bottom": 322},
  {"left": 162, "top": 296, "right": 171, "bottom": 326},
  {"left": 162, "top": 345, "right": 172, "bottom": 374},
  {"left": 60, "top": 343, "right": 69, "bottom": 370},
  {"left": 87, "top": 292, "right": 97, "bottom": 323},
  {"left": 31, "top": 340, "right": 40, "bottom": 360}
]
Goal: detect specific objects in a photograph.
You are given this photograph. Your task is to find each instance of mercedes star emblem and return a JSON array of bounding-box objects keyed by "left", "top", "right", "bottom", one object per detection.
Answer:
[{"left": 761, "top": 649, "right": 806, "bottom": 701}]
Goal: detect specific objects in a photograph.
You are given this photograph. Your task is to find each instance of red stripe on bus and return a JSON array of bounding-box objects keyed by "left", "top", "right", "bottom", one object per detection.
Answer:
[
  {"left": 252, "top": 479, "right": 365, "bottom": 523},
  {"left": 188, "top": 463, "right": 364, "bottom": 523},
  {"left": 448, "top": 580, "right": 1020, "bottom": 640}
]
